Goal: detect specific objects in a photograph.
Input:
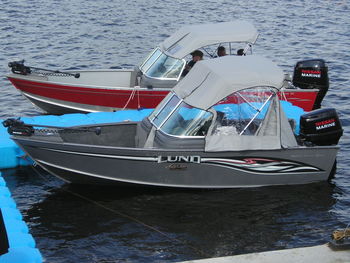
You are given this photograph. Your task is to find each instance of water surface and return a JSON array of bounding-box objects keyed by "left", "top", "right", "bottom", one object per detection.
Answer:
[{"left": 0, "top": 0, "right": 349, "bottom": 262}]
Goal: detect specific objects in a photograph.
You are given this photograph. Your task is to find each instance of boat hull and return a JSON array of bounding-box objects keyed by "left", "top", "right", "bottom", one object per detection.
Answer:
[
  {"left": 8, "top": 73, "right": 318, "bottom": 114},
  {"left": 7, "top": 73, "right": 168, "bottom": 114},
  {"left": 14, "top": 136, "right": 338, "bottom": 188}
]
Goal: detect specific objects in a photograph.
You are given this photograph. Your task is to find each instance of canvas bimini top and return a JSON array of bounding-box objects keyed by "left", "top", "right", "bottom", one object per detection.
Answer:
[
  {"left": 147, "top": 54, "right": 297, "bottom": 152},
  {"left": 160, "top": 21, "right": 259, "bottom": 59},
  {"left": 173, "top": 55, "right": 285, "bottom": 110}
]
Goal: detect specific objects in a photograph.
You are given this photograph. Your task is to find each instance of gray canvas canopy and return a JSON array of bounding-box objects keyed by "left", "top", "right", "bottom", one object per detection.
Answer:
[
  {"left": 173, "top": 55, "right": 285, "bottom": 110},
  {"left": 148, "top": 55, "right": 297, "bottom": 151},
  {"left": 170, "top": 55, "right": 297, "bottom": 151},
  {"left": 160, "top": 21, "right": 258, "bottom": 59},
  {"left": 204, "top": 97, "right": 298, "bottom": 152}
]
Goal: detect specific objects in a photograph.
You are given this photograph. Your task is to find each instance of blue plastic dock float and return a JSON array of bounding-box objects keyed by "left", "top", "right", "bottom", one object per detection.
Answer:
[{"left": 0, "top": 172, "right": 42, "bottom": 263}]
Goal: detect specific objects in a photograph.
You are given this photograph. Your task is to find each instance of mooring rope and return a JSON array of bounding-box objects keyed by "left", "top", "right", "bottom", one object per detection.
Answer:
[
  {"left": 122, "top": 86, "right": 138, "bottom": 110},
  {"left": 280, "top": 89, "right": 288, "bottom": 102},
  {"left": 30, "top": 165, "right": 210, "bottom": 258}
]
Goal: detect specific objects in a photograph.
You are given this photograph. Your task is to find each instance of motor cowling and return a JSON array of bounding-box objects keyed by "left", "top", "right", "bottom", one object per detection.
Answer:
[
  {"left": 299, "top": 108, "right": 343, "bottom": 146},
  {"left": 292, "top": 59, "right": 329, "bottom": 109}
]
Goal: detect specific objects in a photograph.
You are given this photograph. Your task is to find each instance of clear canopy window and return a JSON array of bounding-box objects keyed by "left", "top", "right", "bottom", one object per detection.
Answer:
[
  {"left": 211, "top": 87, "right": 277, "bottom": 136},
  {"left": 140, "top": 48, "right": 185, "bottom": 80},
  {"left": 150, "top": 93, "right": 213, "bottom": 137},
  {"left": 149, "top": 87, "right": 277, "bottom": 138}
]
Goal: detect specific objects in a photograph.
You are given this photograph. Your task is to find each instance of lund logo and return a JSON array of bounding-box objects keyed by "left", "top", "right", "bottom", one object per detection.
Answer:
[{"left": 157, "top": 156, "right": 201, "bottom": 163}]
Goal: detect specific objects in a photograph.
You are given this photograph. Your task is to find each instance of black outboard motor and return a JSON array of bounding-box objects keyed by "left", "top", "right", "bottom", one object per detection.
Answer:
[
  {"left": 292, "top": 59, "right": 329, "bottom": 110},
  {"left": 299, "top": 108, "right": 343, "bottom": 146}
]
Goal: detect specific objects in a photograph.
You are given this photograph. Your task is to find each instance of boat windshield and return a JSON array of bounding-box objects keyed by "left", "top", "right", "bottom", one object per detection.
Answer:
[
  {"left": 140, "top": 48, "right": 185, "bottom": 80},
  {"left": 150, "top": 93, "right": 213, "bottom": 137},
  {"left": 150, "top": 94, "right": 181, "bottom": 128},
  {"left": 139, "top": 48, "right": 162, "bottom": 73},
  {"left": 161, "top": 102, "right": 213, "bottom": 136}
]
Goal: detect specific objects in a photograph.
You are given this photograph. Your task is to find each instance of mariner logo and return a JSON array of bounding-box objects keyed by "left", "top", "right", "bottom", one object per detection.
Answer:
[
  {"left": 157, "top": 155, "right": 201, "bottom": 163},
  {"left": 315, "top": 119, "right": 336, "bottom": 130},
  {"left": 301, "top": 69, "right": 321, "bottom": 78}
]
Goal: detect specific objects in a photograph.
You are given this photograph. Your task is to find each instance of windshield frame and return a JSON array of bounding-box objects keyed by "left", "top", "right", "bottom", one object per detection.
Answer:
[
  {"left": 149, "top": 93, "right": 182, "bottom": 129},
  {"left": 139, "top": 48, "right": 162, "bottom": 73}
]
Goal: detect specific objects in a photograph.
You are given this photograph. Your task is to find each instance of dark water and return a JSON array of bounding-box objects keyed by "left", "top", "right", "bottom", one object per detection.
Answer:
[{"left": 0, "top": 0, "right": 350, "bottom": 262}]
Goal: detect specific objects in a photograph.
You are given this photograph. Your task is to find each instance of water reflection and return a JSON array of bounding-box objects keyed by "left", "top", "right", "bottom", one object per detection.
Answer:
[{"left": 20, "top": 173, "right": 339, "bottom": 262}]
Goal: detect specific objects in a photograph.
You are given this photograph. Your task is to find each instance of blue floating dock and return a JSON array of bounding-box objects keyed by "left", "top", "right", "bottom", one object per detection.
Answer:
[{"left": 0, "top": 172, "right": 42, "bottom": 263}]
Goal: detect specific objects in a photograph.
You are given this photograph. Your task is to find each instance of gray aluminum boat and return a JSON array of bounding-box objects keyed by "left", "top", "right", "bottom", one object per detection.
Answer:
[{"left": 6, "top": 55, "right": 343, "bottom": 188}]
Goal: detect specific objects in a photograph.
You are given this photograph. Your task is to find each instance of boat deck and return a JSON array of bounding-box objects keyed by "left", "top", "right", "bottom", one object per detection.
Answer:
[{"left": 178, "top": 244, "right": 350, "bottom": 263}]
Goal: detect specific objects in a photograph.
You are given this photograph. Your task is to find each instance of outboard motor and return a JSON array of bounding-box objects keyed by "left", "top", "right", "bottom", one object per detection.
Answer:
[
  {"left": 299, "top": 108, "right": 343, "bottom": 146},
  {"left": 292, "top": 59, "right": 329, "bottom": 110}
]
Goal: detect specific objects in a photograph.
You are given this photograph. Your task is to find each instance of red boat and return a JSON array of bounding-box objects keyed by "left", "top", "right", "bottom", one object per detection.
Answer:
[{"left": 7, "top": 21, "right": 328, "bottom": 114}]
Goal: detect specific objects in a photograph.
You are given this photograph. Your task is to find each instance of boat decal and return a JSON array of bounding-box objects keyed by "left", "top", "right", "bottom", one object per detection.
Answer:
[
  {"left": 301, "top": 69, "right": 321, "bottom": 78},
  {"left": 315, "top": 118, "right": 336, "bottom": 130},
  {"left": 200, "top": 157, "right": 322, "bottom": 173},
  {"left": 167, "top": 163, "right": 188, "bottom": 170},
  {"left": 157, "top": 155, "right": 201, "bottom": 163},
  {"left": 40, "top": 148, "right": 322, "bottom": 173}
]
